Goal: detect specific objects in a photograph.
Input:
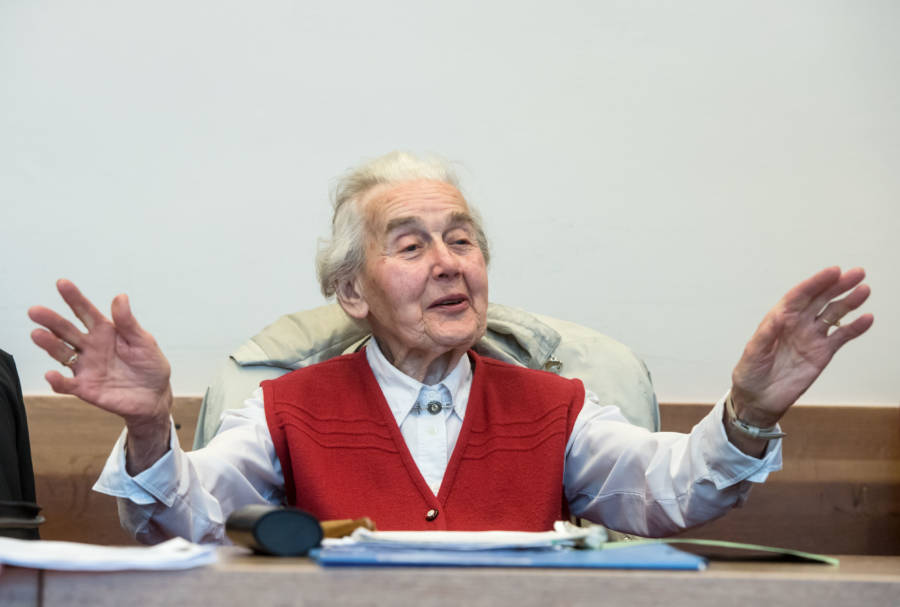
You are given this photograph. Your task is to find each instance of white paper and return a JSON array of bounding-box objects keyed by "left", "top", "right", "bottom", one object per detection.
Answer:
[
  {"left": 322, "top": 521, "right": 607, "bottom": 551},
  {"left": 0, "top": 536, "right": 217, "bottom": 571}
]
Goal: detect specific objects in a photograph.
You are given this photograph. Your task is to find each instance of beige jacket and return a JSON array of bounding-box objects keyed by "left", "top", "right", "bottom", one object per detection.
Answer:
[{"left": 193, "top": 303, "right": 659, "bottom": 449}]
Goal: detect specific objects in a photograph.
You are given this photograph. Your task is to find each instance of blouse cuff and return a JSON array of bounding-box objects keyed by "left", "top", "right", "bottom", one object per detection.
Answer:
[
  {"left": 92, "top": 417, "right": 182, "bottom": 507},
  {"left": 699, "top": 393, "right": 783, "bottom": 490}
]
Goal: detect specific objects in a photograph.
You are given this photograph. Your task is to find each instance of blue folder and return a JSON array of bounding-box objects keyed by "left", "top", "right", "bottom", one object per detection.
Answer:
[{"left": 313, "top": 543, "right": 707, "bottom": 570}]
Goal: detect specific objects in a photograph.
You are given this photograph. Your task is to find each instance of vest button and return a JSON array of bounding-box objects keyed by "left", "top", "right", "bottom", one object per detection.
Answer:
[{"left": 425, "top": 508, "right": 439, "bottom": 521}]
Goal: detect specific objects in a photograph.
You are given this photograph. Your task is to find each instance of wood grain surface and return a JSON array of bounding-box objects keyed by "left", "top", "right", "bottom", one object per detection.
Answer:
[
  {"left": 21, "top": 396, "right": 900, "bottom": 554},
  {"left": 26, "top": 553, "right": 900, "bottom": 607},
  {"left": 26, "top": 395, "right": 201, "bottom": 546},
  {"left": 661, "top": 402, "right": 900, "bottom": 555}
]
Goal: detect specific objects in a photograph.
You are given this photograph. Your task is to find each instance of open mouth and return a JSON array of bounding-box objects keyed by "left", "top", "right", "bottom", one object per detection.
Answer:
[{"left": 430, "top": 296, "right": 468, "bottom": 309}]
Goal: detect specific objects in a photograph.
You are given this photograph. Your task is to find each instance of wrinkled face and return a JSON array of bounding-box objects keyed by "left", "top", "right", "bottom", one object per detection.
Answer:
[{"left": 342, "top": 179, "right": 489, "bottom": 362}]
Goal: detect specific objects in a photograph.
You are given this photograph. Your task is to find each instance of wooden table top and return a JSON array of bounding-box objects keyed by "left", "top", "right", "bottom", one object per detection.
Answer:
[{"left": 3, "top": 549, "right": 899, "bottom": 607}]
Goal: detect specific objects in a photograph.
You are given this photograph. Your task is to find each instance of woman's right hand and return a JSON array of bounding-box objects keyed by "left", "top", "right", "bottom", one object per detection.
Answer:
[{"left": 29, "top": 279, "right": 173, "bottom": 473}]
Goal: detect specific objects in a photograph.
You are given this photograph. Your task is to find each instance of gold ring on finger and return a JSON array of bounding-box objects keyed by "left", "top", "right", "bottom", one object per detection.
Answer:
[
  {"left": 820, "top": 317, "right": 841, "bottom": 328},
  {"left": 63, "top": 352, "right": 79, "bottom": 367}
]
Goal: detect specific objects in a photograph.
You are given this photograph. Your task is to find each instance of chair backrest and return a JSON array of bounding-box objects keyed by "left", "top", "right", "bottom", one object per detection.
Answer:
[{"left": 194, "top": 303, "right": 659, "bottom": 449}]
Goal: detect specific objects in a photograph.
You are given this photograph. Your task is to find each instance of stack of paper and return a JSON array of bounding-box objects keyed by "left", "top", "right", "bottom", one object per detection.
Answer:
[
  {"left": 0, "top": 536, "right": 217, "bottom": 571},
  {"left": 315, "top": 521, "right": 708, "bottom": 570},
  {"left": 323, "top": 520, "right": 607, "bottom": 551}
]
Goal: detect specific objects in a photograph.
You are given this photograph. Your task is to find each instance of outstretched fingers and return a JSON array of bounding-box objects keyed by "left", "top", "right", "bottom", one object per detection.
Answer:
[
  {"left": 828, "top": 312, "right": 875, "bottom": 351},
  {"left": 44, "top": 370, "right": 80, "bottom": 395},
  {"left": 110, "top": 294, "right": 146, "bottom": 345},
  {"left": 56, "top": 279, "right": 108, "bottom": 331},
  {"left": 30, "top": 328, "right": 79, "bottom": 366},
  {"left": 781, "top": 266, "right": 843, "bottom": 314},
  {"left": 815, "top": 283, "right": 871, "bottom": 331},
  {"left": 27, "top": 305, "right": 86, "bottom": 350},
  {"left": 805, "top": 267, "right": 867, "bottom": 320}
]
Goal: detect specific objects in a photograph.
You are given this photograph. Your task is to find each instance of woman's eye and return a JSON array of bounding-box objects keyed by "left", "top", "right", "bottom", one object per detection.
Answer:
[{"left": 402, "top": 243, "right": 420, "bottom": 252}]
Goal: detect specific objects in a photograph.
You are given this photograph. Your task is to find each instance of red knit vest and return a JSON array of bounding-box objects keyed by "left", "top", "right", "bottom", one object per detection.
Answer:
[{"left": 262, "top": 349, "right": 585, "bottom": 531}]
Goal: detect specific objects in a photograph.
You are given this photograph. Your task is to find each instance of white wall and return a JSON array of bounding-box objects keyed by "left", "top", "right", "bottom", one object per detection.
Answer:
[{"left": 2, "top": 1, "right": 897, "bottom": 404}]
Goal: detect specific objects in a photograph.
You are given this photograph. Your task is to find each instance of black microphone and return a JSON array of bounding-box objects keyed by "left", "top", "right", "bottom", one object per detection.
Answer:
[{"left": 226, "top": 505, "right": 323, "bottom": 557}]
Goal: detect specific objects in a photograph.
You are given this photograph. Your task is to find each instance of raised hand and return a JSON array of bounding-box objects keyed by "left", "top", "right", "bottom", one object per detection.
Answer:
[
  {"left": 730, "top": 267, "right": 873, "bottom": 429},
  {"left": 29, "top": 279, "right": 173, "bottom": 472}
]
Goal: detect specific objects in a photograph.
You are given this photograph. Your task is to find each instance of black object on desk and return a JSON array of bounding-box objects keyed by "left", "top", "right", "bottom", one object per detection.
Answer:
[
  {"left": 226, "top": 505, "right": 323, "bottom": 556},
  {"left": 0, "top": 500, "right": 45, "bottom": 540}
]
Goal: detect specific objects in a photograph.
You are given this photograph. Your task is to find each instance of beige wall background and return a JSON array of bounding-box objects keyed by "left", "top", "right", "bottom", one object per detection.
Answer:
[{"left": 2, "top": 0, "right": 897, "bottom": 404}]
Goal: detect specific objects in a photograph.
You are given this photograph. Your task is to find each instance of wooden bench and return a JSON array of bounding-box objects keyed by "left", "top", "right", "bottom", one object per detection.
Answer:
[
  {"left": 25, "top": 396, "right": 202, "bottom": 546},
  {"left": 662, "top": 403, "right": 900, "bottom": 555},
  {"left": 24, "top": 396, "right": 900, "bottom": 554}
]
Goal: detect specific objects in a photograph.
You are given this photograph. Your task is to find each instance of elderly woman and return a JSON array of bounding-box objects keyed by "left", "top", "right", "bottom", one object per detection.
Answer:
[{"left": 29, "top": 152, "right": 872, "bottom": 544}]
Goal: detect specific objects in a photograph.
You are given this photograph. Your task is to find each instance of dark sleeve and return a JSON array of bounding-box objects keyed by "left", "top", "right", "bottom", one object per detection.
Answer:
[{"left": 0, "top": 350, "right": 37, "bottom": 504}]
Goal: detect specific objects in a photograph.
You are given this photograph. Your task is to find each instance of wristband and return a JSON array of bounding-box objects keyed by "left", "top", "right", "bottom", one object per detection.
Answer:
[{"left": 725, "top": 393, "right": 785, "bottom": 440}]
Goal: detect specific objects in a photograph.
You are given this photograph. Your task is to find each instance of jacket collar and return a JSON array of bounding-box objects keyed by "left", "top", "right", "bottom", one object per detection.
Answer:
[{"left": 230, "top": 302, "right": 561, "bottom": 372}]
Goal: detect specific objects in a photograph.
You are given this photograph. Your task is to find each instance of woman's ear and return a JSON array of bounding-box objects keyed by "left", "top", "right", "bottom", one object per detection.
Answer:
[{"left": 336, "top": 277, "right": 369, "bottom": 320}]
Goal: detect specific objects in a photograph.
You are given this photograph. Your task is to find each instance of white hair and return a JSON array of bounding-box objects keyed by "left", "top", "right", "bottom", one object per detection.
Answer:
[{"left": 316, "top": 151, "right": 490, "bottom": 298}]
